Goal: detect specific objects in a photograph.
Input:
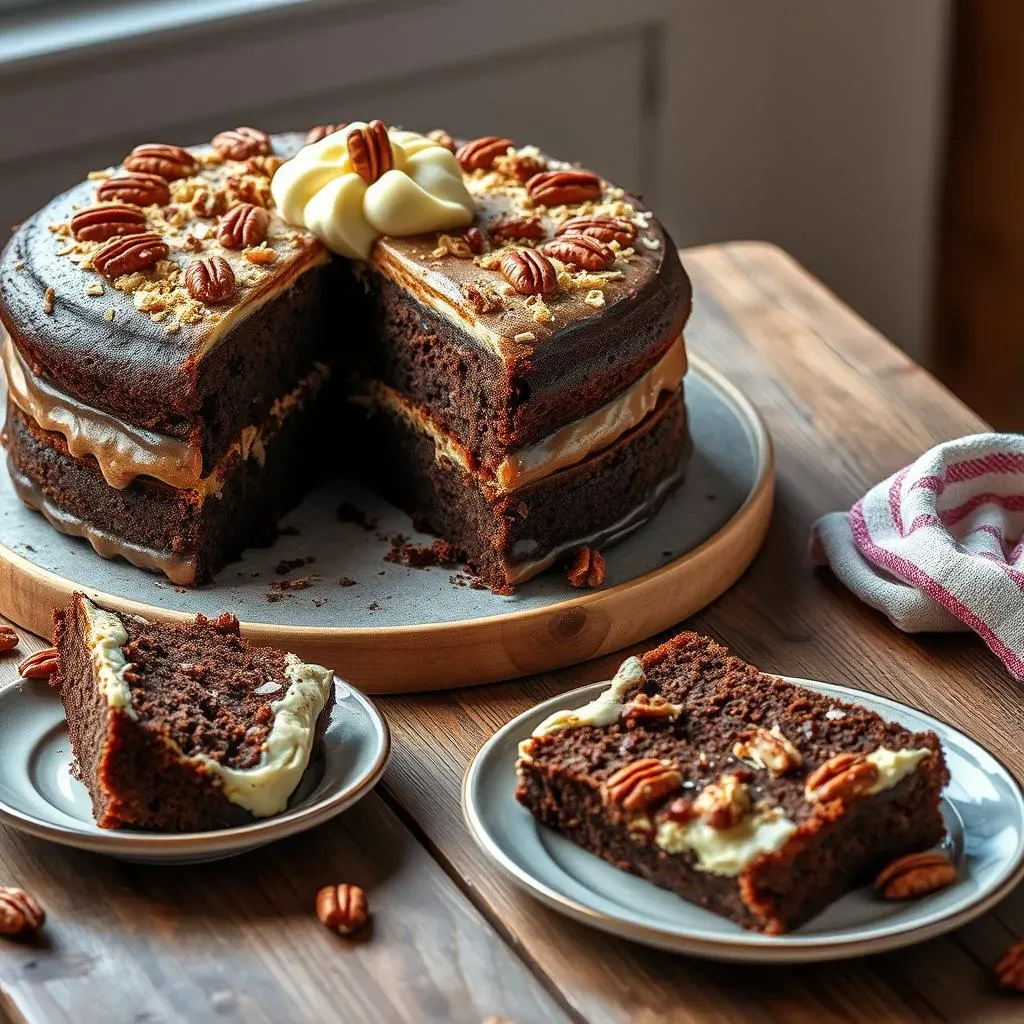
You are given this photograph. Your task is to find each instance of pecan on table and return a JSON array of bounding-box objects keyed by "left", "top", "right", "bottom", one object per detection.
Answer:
[
  {"left": 17, "top": 647, "right": 59, "bottom": 679},
  {"left": 0, "top": 887, "right": 45, "bottom": 936},
  {"left": 316, "top": 883, "right": 369, "bottom": 935},
  {"left": 996, "top": 939, "right": 1024, "bottom": 992},
  {"left": 0, "top": 625, "right": 19, "bottom": 653}
]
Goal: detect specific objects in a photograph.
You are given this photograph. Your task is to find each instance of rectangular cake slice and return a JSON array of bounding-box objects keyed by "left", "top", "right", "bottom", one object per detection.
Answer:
[
  {"left": 515, "top": 632, "right": 948, "bottom": 933},
  {"left": 53, "top": 593, "right": 335, "bottom": 831}
]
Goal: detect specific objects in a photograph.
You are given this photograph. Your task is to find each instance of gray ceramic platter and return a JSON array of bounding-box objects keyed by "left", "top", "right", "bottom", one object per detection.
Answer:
[{"left": 463, "top": 676, "right": 1024, "bottom": 963}]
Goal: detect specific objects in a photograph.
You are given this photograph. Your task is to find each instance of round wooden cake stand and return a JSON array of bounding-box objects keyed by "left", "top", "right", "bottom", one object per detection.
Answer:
[{"left": 0, "top": 361, "right": 773, "bottom": 693}]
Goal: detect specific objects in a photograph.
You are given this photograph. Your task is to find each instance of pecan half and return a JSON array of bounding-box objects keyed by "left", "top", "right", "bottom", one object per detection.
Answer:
[
  {"left": 875, "top": 851, "right": 956, "bottom": 900},
  {"left": 490, "top": 215, "right": 545, "bottom": 241},
  {"left": 456, "top": 136, "right": 515, "bottom": 172},
  {"left": 556, "top": 214, "right": 636, "bottom": 247},
  {"left": 565, "top": 545, "right": 606, "bottom": 588},
  {"left": 805, "top": 753, "right": 879, "bottom": 804},
  {"left": 527, "top": 170, "right": 602, "bottom": 207},
  {"left": 693, "top": 773, "right": 751, "bottom": 829},
  {"left": 622, "top": 692, "right": 683, "bottom": 724},
  {"left": 316, "top": 883, "right": 369, "bottom": 935},
  {"left": 96, "top": 173, "right": 170, "bottom": 207},
  {"left": 70, "top": 204, "right": 147, "bottom": 243},
  {"left": 996, "top": 939, "right": 1024, "bottom": 992},
  {"left": 123, "top": 143, "right": 196, "bottom": 180},
  {"left": 463, "top": 227, "right": 485, "bottom": 254},
  {"left": 604, "top": 758, "right": 682, "bottom": 812},
  {"left": 347, "top": 120, "right": 393, "bottom": 185},
  {"left": 733, "top": 726, "right": 803, "bottom": 776},
  {"left": 0, "top": 625, "right": 19, "bottom": 653},
  {"left": 500, "top": 248, "right": 557, "bottom": 296},
  {"left": 426, "top": 128, "right": 456, "bottom": 153},
  {"left": 542, "top": 233, "right": 615, "bottom": 271},
  {"left": 218, "top": 203, "right": 270, "bottom": 249},
  {"left": 212, "top": 126, "right": 272, "bottom": 161},
  {"left": 306, "top": 123, "right": 348, "bottom": 145},
  {"left": 92, "top": 233, "right": 168, "bottom": 278},
  {"left": 0, "top": 887, "right": 45, "bottom": 936},
  {"left": 184, "top": 256, "right": 236, "bottom": 305},
  {"left": 18, "top": 647, "right": 59, "bottom": 679}
]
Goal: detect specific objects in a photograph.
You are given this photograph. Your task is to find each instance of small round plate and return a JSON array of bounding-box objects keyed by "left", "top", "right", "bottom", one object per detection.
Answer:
[
  {"left": 463, "top": 675, "right": 1024, "bottom": 963},
  {"left": 0, "top": 674, "right": 390, "bottom": 864}
]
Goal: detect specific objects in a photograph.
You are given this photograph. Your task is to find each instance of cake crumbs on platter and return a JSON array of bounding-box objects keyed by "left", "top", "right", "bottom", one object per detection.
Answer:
[
  {"left": 384, "top": 534, "right": 463, "bottom": 569},
  {"left": 42, "top": 287, "right": 55, "bottom": 314}
]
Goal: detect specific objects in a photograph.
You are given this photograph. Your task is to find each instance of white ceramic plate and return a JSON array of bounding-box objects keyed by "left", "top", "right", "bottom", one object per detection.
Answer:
[
  {"left": 463, "top": 676, "right": 1024, "bottom": 963},
  {"left": 0, "top": 674, "right": 390, "bottom": 864}
]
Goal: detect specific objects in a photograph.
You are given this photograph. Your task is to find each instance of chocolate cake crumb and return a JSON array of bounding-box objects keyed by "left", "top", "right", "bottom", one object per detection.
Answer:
[
  {"left": 338, "top": 577, "right": 358, "bottom": 587},
  {"left": 367, "top": 601, "right": 379, "bottom": 611},
  {"left": 270, "top": 576, "right": 316, "bottom": 592},
  {"left": 336, "top": 501, "right": 377, "bottom": 531},
  {"left": 266, "top": 593, "right": 285, "bottom": 603},
  {"left": 275, "top": 557, "right": 314, "bottom": 575},
  {"left": 385, "top": 534, "right": 462, "bottom": 569}
]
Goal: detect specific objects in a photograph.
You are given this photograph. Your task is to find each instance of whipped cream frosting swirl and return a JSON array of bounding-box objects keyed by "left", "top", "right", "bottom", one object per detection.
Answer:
[{"left": 271, "top": 124, "right": 475, "bottom": 259}]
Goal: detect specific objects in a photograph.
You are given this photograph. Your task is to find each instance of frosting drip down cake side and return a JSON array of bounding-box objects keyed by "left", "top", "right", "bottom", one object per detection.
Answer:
[{"left": 1, "top": 122, "right": 692, "bottom": 592}]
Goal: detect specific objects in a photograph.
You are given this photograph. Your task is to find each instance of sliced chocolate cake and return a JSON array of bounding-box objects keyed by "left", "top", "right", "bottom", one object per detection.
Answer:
[
  {"left": 2, "top": 121, "right": 692, "bottom": 591},
  {"left": 53, "top": 593, "right": 334, "bottom": 831},
  {"left": 516, "top": 632, "right": 949, "bottom": 933}
]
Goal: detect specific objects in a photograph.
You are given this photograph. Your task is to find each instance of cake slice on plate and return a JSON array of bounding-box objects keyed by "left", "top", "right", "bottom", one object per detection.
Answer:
[
  {"left": 515, "top": 632, "right": 948, "bottom": 934},
  {"left": 53, "top": 592, "right": 335, "bottom": 832}
]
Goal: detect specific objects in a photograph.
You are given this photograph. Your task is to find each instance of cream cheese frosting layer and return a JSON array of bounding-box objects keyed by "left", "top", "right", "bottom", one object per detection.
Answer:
[
  {"left": 189, "top": 654, "right": 333, "bottom": 818},
  {"left": 362, "top": 335, "right": 685, "bottom": 495},
  {"left": 272, "top": 125, "right": 474, "bottom": 260},
  {"left": 80, "top": 595, "right": 137, "bottom": 718},
  {"left": 4, "top": 337, "right": 328, "bottom": 493}
]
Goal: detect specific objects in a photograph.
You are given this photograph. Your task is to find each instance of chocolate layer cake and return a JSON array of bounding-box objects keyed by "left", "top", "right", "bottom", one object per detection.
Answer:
[
  {"left": 53, "top": 592, "right": 334, "bottom": 831},
  {"left": 2, "top": 123, "right": 692, "bottom": 591},
  {"left": 516, "top": 632, "right": 948, "bottom": 933}
]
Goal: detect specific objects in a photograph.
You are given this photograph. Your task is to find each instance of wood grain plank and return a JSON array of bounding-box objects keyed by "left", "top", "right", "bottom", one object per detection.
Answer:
[
  {"left": 0, "top": 638, "right": 572, "bottom": 1024},
  {"left": 373, "top": 243, "right": 1024, "bottom": 1023}
]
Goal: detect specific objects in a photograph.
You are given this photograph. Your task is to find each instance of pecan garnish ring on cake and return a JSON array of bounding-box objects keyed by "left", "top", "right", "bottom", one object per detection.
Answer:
[
  {"left": 92, "top": 232, "right": 169, "bottom": 278},
  {"left": 185, "top": 255, "right": 237, "bottom": 304},
  {"left": 805, "top": 753, "right": 880, "bottom": 803},
  {"left": 70, "top": 203, "right": 148, "bottom": 243},
  {"left": 500, "top": 249, "right": 557, "bottom": 296},
  {"left": 456, "top": 135, "right": 515, "bottom": 172},
  {"left": 96, "top": 173, "right": 170, "bottom": 207},
  {"left": 305, "top": 122, "right": 348, "bottom": 145},
  {"left": 527, "top": 170, "right": 602, "bottom": 207},
  {"left": 123, "top": 143, "right": 197, "bottom": 181},
  {"left": 604, "top": 758, "right": 683, "bottom": 812},
  {"left": 542, "top": 233, "right": 615, "bottom": 271},
  {"left": 212, "top": 126, "right": 272, "bottom": 161},
  {"left": 218, "top": 203, "right": 270, "bottom": 249},
  {"left": 556, "top": 214, "right": 636, "bottom": 247},
  {"left": 347, "top": 120, "right": 394, "bottom": 185}
]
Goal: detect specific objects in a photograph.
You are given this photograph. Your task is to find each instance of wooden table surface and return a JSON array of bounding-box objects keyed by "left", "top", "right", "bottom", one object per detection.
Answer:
[{"left": 1, "top": 241, "right": 1021, "bottom": 1024}]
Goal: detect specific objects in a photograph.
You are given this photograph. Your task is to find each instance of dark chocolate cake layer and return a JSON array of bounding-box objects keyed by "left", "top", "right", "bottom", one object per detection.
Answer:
[
  {"left": 4, "top": 357, "right": 331, "bottom": 584},
  {"left": 357, "top": 389, "right": 689, "bottom": 592},
  {"left": 516, "top": 633, "right": 948, "bottom": 933},
  {"left": 54, "top": 593, "right": 334, "bottom": 831}
]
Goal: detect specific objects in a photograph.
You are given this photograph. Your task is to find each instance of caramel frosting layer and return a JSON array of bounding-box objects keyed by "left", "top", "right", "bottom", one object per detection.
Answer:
[
  {"left": 363, "top": 336, "right": 685, "bottom": 495},
  {"left": 3, "top": 337, "right": 201, "bottom": 490},
  {"left": 4, "top": 337, "right": 328, "bottom": 493}
]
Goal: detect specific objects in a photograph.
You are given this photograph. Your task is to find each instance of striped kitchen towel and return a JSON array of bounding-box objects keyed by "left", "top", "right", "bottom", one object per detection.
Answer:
[{"left": 811, "top": 433, "right": 1024, "bottom": 679}]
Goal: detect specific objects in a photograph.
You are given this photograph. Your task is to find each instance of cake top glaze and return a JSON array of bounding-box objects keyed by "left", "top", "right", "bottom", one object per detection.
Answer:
[{"left": 0, "top": 122, "right": 689, "bottom": 416}]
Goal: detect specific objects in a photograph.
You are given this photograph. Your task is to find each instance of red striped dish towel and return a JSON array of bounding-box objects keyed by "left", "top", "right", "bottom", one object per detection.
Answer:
[{"left": 811, "top": 434, "right": 1024, "bottom": 679}]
